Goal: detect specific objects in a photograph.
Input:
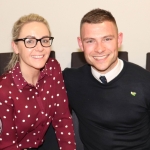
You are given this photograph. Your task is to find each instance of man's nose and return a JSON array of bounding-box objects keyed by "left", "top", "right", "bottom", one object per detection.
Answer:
[{"left": 95, "top": 41, "right": 105, "bottom": 52}]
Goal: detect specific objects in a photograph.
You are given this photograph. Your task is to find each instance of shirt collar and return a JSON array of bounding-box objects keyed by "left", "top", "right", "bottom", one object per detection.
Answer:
[
  {"left": 91, "top": 58, "right": 124, "bottom": 83},
  {"left": 12, "top": 60, "right": 52, "bottom": 89}
]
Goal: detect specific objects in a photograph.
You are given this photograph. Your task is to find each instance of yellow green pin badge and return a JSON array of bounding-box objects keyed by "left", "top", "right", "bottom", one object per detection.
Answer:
[{"left": 131, "top": 91, "right": 136, "bottom": 96}]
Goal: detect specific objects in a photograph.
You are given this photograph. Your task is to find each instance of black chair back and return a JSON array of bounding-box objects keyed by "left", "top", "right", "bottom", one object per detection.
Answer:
[
  {"left": 146, "top": 52, "right": 150, "bottom": 71},
  {"left": 0, "top": 52, "right": 12, "bottom": 75}
]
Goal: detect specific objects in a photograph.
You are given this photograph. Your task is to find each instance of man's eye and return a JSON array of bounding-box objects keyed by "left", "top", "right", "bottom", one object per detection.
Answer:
[
  {"left": 85, "top": 40, "right": 94, "bottom": 43},
  {"left": 104, "top": 38, "right": 112, "bottom": 42}
]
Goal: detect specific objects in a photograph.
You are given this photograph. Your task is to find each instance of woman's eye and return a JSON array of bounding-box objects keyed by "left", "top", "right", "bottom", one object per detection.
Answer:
[
  {"left": 43, "top": 40, "right": 49, "bottom": 43},
  {"left": 26, "top": 39, "right": 34, "bottom": 44}
]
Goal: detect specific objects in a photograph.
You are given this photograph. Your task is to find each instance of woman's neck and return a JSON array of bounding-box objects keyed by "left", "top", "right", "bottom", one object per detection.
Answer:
[
  {"left": 20, "top": 64, "right": 40, "bottom": 86},
  {"left": 23, "top": 70, "right": 40, "bottom": 86}
]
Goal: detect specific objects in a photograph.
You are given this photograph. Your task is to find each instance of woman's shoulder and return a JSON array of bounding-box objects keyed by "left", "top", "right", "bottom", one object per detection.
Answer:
[
  {"left": 45, "top": 58, "right": 62, "bottom": 76},
  {"left": 0, "top": 72, "right": 12, "bottom": 85},
  {"left": 46, "top": 58, "right": 60, "bottom": 68}
]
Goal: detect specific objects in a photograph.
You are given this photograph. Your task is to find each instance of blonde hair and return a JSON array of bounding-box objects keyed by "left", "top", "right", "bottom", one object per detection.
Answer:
[{"left": 5, "top": 13, "right": 51, "bottom": 71}]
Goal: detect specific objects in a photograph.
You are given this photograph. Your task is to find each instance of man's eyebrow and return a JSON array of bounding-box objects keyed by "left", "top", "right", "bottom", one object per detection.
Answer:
[
  {"left": 83, "top": 37, "right": 95, "bottom": 41},
  {"left": 102, "top": 35, "right": 114, "bottom": 38},
  {"left": 82, "top": 35, "right": 115, "bottom": 42},
  {"left": 83, "top": 35, "right": 114, "bottom": 40}
]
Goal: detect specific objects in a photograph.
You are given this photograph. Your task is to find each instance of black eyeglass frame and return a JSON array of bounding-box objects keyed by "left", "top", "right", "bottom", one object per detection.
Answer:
[{"left": 14, "top": 37, "right": 54, "bottom": 48}]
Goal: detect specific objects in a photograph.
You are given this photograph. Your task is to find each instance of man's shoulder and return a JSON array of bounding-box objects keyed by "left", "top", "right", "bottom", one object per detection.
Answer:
[
  {"left": 63, "top": 65, "right": 92, "bottom": 88},
  {"left": 125, "top": 61, "right": 148, "bottom": 72},
  {"left": 124, "top": 61, "right": 150, "bottom": 78},
  {"left": 63, "top": 64, "right": 90, "bottom": 76}
]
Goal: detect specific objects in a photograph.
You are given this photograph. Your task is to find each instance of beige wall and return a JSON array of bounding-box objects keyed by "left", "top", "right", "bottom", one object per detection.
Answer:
[{"left": 1, "top": 1, "right": 150, "bottom": 70}]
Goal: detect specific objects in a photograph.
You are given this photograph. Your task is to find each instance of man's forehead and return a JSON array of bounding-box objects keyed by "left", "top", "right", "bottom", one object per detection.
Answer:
[
  {"left": 80, "top": 22, "right": 118, "bottom": 39},
  {"left": 81, "top": 21, "right": 117, "bottom": 33}
]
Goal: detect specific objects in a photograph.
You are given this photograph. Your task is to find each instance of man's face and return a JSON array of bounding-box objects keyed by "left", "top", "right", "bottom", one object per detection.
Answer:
[{"left": 78, "top": 21, "right": 123, "bottom": 74}]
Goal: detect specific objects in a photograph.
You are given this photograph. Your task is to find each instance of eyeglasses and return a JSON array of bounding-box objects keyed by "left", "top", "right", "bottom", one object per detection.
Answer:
[{"left": 14, "top": 37, "right": 54, "bottom": 48}]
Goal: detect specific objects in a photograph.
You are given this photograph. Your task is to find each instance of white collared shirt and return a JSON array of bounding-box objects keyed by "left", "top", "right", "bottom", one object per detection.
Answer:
[{"left": 91, "top": 58, "right": 124, "bottom": 83}]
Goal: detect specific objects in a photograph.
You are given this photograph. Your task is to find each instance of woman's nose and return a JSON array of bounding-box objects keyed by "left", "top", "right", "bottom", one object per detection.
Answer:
[{"left": 35, "top": 41, "right": 44, "bottom": 51}]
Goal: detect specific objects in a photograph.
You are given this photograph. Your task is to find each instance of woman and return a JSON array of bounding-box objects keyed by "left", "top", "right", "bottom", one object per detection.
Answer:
[{"left": 0, "top": 14, "right": 76, "bottom": 150}]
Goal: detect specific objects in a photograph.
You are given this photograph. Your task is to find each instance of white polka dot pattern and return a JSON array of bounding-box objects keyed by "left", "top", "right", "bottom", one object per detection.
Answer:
[{"left": 0, "top": 58, "right": 76, "bottom": 150}]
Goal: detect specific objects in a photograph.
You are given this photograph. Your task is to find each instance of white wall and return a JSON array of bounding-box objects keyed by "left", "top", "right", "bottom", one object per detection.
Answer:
[{"left": 1, "top": 1, "right": 150, "bottom": 70}]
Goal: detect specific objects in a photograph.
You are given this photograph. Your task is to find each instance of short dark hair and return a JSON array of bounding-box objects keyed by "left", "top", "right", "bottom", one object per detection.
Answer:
[{"left": 80, "top": 8, "right": 118, "bottom": 30}]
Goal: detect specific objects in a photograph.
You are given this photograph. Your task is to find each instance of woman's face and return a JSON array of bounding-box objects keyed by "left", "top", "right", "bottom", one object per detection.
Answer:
[{"left": 12, "top": 21, "right": 51, "bottom": 72}]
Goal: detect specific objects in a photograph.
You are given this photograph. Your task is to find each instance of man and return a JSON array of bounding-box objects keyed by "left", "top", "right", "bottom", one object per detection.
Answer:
[{"left": 63, "top": 8, "right": 150, "bottom": 150}]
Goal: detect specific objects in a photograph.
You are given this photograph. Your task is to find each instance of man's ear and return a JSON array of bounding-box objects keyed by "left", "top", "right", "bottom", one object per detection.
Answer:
[
  {"left": 77, "top": 37, "right": 84, "bottom": 51},
  {"left": 118, "top": 32, "right": 123, "bottom": 48},
  {"left": 11, "top": 41, "right": 19, "bottom": 54}
]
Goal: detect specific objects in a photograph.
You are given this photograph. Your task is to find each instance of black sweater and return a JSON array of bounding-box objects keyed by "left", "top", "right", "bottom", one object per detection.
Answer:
[{"left": 63, "top": 61, "right": 150, "bottom": 150}]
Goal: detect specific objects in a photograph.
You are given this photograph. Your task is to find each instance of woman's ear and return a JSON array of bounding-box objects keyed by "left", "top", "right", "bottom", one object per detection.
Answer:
[{"left": 11, "top": 41, "right": 19, "bottom": 54}]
